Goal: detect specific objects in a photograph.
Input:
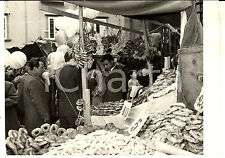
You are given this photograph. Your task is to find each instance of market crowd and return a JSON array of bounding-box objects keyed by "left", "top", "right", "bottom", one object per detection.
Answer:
[{"left": 5, "top": 47, "right": 164, "bottom": 138}]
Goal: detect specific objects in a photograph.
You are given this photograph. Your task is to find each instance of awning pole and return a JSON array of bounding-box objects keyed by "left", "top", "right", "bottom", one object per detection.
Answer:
[
  {"left": 143, "top": 20, "right": 153, "bottom": 86},
  {"left": 79, "top": 6, "right": 91, "bottom": 125}
]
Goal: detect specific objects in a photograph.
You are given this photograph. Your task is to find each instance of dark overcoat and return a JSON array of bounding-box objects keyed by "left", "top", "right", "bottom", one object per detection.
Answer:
[
  {"left": 18, "top": 74, "right": 50, "bottom": 134},
  {"left": 102, "top": 65, "right": 125, "bottom": 102},
  {"left": 5, "top": 81, "right": 19, "bottom": 137},
  {"left": 55, "top": 65, "right": 81, "bottom": 128}
]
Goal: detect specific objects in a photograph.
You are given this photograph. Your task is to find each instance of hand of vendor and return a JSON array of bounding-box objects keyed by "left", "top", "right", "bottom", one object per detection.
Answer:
[{"left": 102, "top": 70, "right": 109, "bottom": 77}]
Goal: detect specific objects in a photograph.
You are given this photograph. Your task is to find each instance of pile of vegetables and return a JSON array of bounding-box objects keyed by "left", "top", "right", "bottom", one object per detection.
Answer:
[
  {"left": 44, "top": 130, "right": 154, "bottom": 155},
  {"left": 91, "top": 100, "right": 124, "bottom": 116},
  {"left": 138, "top": 103, "right": 203, "bottom": 154}
]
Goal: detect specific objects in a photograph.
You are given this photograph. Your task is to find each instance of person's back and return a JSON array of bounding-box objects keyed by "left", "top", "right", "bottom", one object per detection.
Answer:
[
  {"left": 5, "top": 81, "right": 19, "bottom": 138},
  {"left": 56, "top": 64, "right": 81, "bottom": 129}
]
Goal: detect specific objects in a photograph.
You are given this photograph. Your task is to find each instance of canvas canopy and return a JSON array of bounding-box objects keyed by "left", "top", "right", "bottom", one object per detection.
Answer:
[{"left": 65, "top": 1, "right": 192, "bottom": 17}]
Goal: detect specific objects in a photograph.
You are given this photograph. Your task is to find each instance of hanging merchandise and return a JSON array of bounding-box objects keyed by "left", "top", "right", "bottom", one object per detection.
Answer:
[
  {"left": 56, "top": 45, "right": 70, "bottom": 55},
  {"left": 121, "top": 36, "right": 159, "bottom": 61},
  {"left": 63, "top": 18, "right": 79, "bottom": 38},
  {"left": 6, "top": 51, "right": 27, "bottom": 69},
  {"left": 67, "top": 34, "right": 80, "bottom": 48},
  {"left": 68, "top": 46, "right": 94, "bottom": 69},
  {"left": 83, "top": 7, "right": 99, "bottom": 19},
  {"left": 4, "top": 50, "right": 13, "bottom": 67},
  {"left": 75, "top": 99, "right": 85, "bottom": 127},
  {"left": 55, "top": 17, "right": 65, "bottom": 31},
  {"left": 95, "top": 33, "right": 104, "bottom": 55},
  {"left": 55, "top": 30, "right": 68, "bottom": 48},
  {"left": 55, "top": 8, "right": 99, "bottom": 38},
  {"left": 47, "top": 48, "right": 66, "bottom": 71},
  {"left": 101, "top": 35, "right": 119, "bottom": 53},
  {"left": 149, "top": 33, "right": 161, "bottom": 47},
  {"left": 180, "top": 11, "right": 188, "bottom": 45},
  {"left": 70, "top": 31, "right": 96, "bottom": 68}
]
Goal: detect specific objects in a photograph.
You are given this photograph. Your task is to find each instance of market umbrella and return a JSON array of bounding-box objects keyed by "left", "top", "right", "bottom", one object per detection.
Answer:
[
  {"left": 20, "top": 42, "right": 47, "bottom": 61},
  {"left": 7, "top": 42, "right": 48, "bottom": 61},
  {"left": 38, "top": 41, "right": 57, "bottom": 55},
  {"left": 7, "top": 47, "right": 21, "bottom": 53}
]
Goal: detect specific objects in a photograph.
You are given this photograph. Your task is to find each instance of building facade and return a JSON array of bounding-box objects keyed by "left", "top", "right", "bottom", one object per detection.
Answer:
[{"left": 4, "top": 1, "right": 133, "bottom": 49}]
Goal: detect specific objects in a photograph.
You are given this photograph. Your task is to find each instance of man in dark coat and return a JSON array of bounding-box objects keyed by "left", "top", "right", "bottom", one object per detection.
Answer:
[
  {"left": 5, "top": 81, "right": 19, "bottom": 138},
  {"left": 18, "top": 58, "right": 50, "bottom": 134},
  {"left": 55, "top": 54, "right": 81, "bottom": 129},
  {"left": 101, "top": 54, "right": 126, "bottom": 102}
]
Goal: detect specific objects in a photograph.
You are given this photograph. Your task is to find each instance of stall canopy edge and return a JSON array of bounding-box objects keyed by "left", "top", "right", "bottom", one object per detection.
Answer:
[{"left": 65, "top": 1, "right": 192, "bottom": 17}]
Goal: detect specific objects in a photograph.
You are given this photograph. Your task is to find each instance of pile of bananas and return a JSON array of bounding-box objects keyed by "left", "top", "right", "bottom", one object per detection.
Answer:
[
  {"left": 138, "top": 103, "right": 203, "bottom": 154},
  {"left": 84, "top": 39, "right": 97, "bottom": 53},
  {"left": 44, "top": 130, "right": 155, "bottom": 155},
  {"left": 68, "top": 45, "right": 94, "bottom": 69},
  {"left": 6, "top": 124, "right": 96, "bottom": 155},
  {"left": 91, "top": 100, "right": 124, "bottom": 116}
]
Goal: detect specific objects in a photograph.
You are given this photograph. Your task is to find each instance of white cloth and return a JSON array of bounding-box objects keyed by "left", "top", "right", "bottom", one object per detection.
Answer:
[
  {"left": 180, "top": 11, "right": 188, "bottom": 45},
  {"left": 48, "top": 52, "right": 65, "bottom": 71}
]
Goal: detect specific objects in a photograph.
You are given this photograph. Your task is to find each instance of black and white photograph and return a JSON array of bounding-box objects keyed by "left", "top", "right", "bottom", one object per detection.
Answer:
[{"left": 0, "top": 0, "right": 224, "bottom": 156}]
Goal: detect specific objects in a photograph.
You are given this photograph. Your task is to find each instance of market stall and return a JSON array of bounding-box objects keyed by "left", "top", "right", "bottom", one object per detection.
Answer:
[{"left": 5, "top": 0, "right": 203, "bottom": 155}]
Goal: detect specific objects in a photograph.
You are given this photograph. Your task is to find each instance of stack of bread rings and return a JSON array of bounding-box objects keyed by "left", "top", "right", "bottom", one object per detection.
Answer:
[
  {"left": 138, "top": 103, "right": 203, "bottom": 155},
  {"left": 5, "top": 128, "right": 36, "bottom": 155},
  {"left": 5, "top": 123, "right": 83, "bottom": 155}
]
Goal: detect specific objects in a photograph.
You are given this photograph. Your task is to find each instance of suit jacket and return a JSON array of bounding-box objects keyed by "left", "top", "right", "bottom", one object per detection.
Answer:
[
  {"left": 55, "top": 65, "right": 81, "bottom": 121},
  {"left": 102, "top": 65, "right": 125, "bottom": 102},
  {"left": 5, "top": 81, "right": 19, "bottom": 137},
  {"left": 18, "top": 74, "right": 50, "bottom": 134}
]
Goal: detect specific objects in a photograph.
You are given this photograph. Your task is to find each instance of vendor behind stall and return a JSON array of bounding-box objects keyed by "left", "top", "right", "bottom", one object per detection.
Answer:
[
  {"left": 152, "top": 51, "right": 162, "bottom": 82},
  {"left": 101, "top": 54, "right": 126, "bottom": 102}
]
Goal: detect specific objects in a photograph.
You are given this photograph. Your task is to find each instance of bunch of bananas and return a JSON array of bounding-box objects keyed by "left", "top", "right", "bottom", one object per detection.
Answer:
[{"left": 68, "top": 46, "right": 94, "bottom": 69}]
